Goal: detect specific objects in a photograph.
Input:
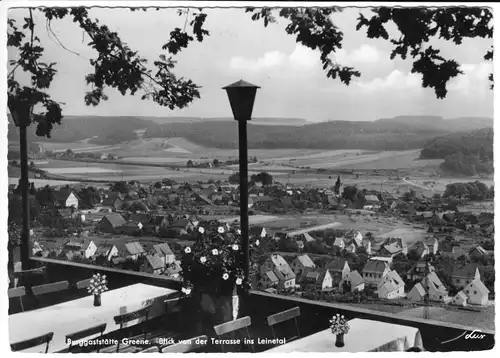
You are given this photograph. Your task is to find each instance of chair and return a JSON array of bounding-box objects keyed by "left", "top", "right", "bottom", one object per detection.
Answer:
[
  {"left": 11, "top": 332, "right": 54, "bottom": 353},
  {"left": 31, "top": 280, "right": 70, "bottom": 296},
  {"left": 101, "top": 305, "right": 152, "bottom": 353},
  {"left": 8, "top": 286, "right": 26, "bottom": 313},
  {"left": 213, "top": 316, "right": 254, "bottom": 353},
  {"left": 266, "top": 306, "right": 301, "bottom": 343},
  {"left": 76, "top": 278, "right": 92, "bottom": 290},
  {"left": 65, "top": 323, "right": 107, "bottom": 353},
  {"left": 160, "top": 335, "right": 208, "bottom": 353}
]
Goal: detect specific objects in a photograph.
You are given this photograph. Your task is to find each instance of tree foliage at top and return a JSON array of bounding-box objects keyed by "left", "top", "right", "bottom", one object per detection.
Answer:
[
  {"left": 247, "top": 7, "right": 493, "bottom": 98},
  {"left": 8, "top": 7, "right": 208, "bottom": 137},
  {"left": 7, "top": 6, "right": 493, "bottom": 139}
]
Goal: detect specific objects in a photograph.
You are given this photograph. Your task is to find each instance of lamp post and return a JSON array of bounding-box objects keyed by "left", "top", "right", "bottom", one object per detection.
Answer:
[
  {"left": 223, "top": 80, "right": 260, "bottom": 283},
  {"left": 8, "top": 97, "right": 34, "bottom": 270}
]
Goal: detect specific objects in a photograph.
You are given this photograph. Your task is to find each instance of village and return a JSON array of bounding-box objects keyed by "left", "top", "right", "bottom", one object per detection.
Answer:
[{"left": 9, "top": 172, "right": 494, "bottom": 318}]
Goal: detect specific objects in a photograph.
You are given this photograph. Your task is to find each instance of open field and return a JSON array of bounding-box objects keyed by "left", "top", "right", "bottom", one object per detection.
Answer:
[
  {"left": 8, "top": 178, "right": 110, "bottom": 188},
  {"left": 36, "top": 141, "right": 120, "bottom": 153},
  {"left": 263, "top": 149, "right": 442, "bottom": 171}
]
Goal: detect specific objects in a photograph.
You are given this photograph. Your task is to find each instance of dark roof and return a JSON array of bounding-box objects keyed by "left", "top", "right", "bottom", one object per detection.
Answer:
[
  {"left": 129, "top": 213, "right": 151, "bottom": 224},
  {"left": 146, "top": 255, "right": 165, "bottom": 270},
  {"left": 327, "top": 258, "right": 348, "bottom": 271},
  {"left": 452, "top": 263, "right": 479, "bottom": 278},
  {"left": 362, "top": 260, "right": 388, "bottom": 274},
  {"left": 171, "top": 218, "right": 192, "bottom": 228},
  {"left": 101, "top": 213, "right": 127, "bottom": 227}
]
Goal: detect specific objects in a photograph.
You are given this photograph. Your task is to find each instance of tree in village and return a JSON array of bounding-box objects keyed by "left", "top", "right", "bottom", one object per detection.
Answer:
[{"left": 7, "top": 7, "right": 492, "bottom": 140}]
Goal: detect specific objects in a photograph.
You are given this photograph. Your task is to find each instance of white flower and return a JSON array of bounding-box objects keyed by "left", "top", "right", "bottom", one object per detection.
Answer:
[
  {"left": 237, "top": 229, "right": 241, "bottom": 235},
  {"left": 222, "top": 273, "right": 229, "bottom": 280},
  {"left": 255, "top": 240, "right": 260, "bottom": 246},
  {"left": 198, "top": 227, "right": 205, "bottom": 234},
  {"left": 184, "top": 247, "right": 192, "bottom": 254},
  {"left": 212, "top": 249, "right": 219, "bottom": 255},
  {"left": 200, "top": 256, "right": 207, "bottom": 264},
  {"left": 181, "top": 287, "right": 192, "bottom": 295},
  {"left": 232, "top": 244, "right": 239, "bottom": 251},
  {"left": 218, "top": 226, "right": 225, "bottom": 234},
  {"left": 236, "top": 278, "right": 243, "bottom": 285}
]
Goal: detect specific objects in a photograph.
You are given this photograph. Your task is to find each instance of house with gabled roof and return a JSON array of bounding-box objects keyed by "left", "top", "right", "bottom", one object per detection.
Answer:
[
  {"left": 439, "top": 241, "right": 459, "bottom": 259},
  {"left": 451, "top": 263, "right": 481, "bottom": 290},
  {"left": 362, "top": 260, "right": 390, "bottom": 288},
  {"left": 407, "top": 282, "right": 427, "bottom": 301},
  {"left": 53, "top": 189, "right": 80, "bottom": 209},
  {"left": 463, "top": 278, "right": 490, "bottom": 306},
  {"left": 377, "top": 270, "right": 405, "bottom": 299},
  {"left": 469, "top": 246, "right": 494, "bottom": 261},
  {"left": 379, "top": 239, "right": 407, "bottom": 258},
  {"left": 452, "top": 291, "right": 468, "bottom": 306},
  {"left": 142, "top": 255, "right": 166, "bottom": 275},
  {"left": 326, "top": 258, "right": 350, "bottom": 286},
  {"left": 333, "top": 237, "right": 346, "bottom": 251},
  {"left": 153, "top": 243, "right": 175, "bottom": 265},
  {"left": 290, "top": 254, "right": 316, "bottom": 276},
  {"left": 423, "top": 237, "right": 439, "bottom": 255},
  {"left": 303, "top": 269, "right": 333, "bottom": 292},
  {"left": 259, "top": 270, "right": 279, "bottom": 289},
  {"left": 406, "top": 261, "right": 435, "bottom": 282},
  {"left": 96, "top": 213, "right": 127, "bottom": 233},
  {"left": 345, "top": 270, "right": 365, "bottom": 292},
  {"left": 63, "top": 239, "right": 97, "bottom": 259},
  {"left": 260, "top": 254, "right": 296, "bottom": 290}
]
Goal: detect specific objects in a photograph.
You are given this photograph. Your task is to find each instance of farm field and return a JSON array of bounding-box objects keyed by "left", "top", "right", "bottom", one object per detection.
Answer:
[
  {"left": 36, "top": 141, "right": 120, "bottom": 153},
  {"left": 263, "top": 149, "right": 442, "bottom": 171}
]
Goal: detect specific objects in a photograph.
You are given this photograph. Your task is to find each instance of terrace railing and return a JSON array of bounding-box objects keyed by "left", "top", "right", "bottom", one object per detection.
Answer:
[{"left": 18, "top": 257, "right": 494, "bottom": 352}]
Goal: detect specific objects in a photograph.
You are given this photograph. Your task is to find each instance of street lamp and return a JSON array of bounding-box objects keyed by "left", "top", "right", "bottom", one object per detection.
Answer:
[
  {"left": 222, "top": 80, "right": 260, "bottom": 283},
  {"left": 8, "top": 97, "right": 34, "bottom": 270}
]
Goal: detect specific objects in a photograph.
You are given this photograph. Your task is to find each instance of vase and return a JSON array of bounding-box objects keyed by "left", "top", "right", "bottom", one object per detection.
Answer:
[
  {"left": 335, "top": 333, "right": 345, "bottom": 348},
  {"left": 93, "top": 294, "right": 101, "bottom": 307}
]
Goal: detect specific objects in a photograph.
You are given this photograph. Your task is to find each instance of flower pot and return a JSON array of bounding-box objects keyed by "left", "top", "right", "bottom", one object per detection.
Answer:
[
  {"left": 93, "top": 294, "right": 101, "bottom": 307},
  {"left": 335, "top": 333, "right": 345, "bottom": 348}
]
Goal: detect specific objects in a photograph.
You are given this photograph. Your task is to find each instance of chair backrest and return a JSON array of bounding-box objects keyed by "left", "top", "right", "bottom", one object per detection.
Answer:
[
  {"left": 8, "top": 286, "right": 26, "bottom": 299},
  {"left": 76, "top": 278, "right": 92, "bottom": 290},
  {"left": 11, "top": 332, "right": 54, "bottom": 353},
  {"left": 66, "top": 323, "right": 107, "bottom": 345},
  {"left": 161, "top": 335, "right": 208, "bottom": 353},
  {"left": 140, "top": 346, "right": 160, "bottom": 353},
  {"left": 31, "top": 281, "right": 69, "bottom": 296},
  {"left": 214, "top": 316, "right": 252, "bottom": 336},
  {"left": 213, "top": 317, "right": 254, "bottom": 353},
  {"left": 267, "top": 306, "right": 300, "bottom": 326},
  {"left": 267, "top": 306, "right": 301, "bottom": 342},
  {"left": 113, "top": 305, "right": 151, "bottom": 328}
]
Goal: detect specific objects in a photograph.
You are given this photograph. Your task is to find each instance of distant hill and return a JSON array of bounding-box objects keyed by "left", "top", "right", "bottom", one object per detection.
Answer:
[
  {"left": 7, "top": 114, "right": 493, "bottom": 151},
  {"left": 141, "top": 116, "right": 309, "bottom": 126},
  {"left": 420, "top": 128, "right": 494, "bottom": 159},
  {"left": 376, "top": 115, "right": 493, "bottom": 132}
]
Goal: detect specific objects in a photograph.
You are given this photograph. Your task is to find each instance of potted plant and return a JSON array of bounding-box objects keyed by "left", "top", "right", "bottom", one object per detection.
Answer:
[
  {"left": 88, "top": 273, "right": 108, "bottom": 307},
  {"left": 330, "top": 313, "right": 350, "bottom": 348},
  {"left": 180, "top": 221, "right": 260, "bottom": 333}
]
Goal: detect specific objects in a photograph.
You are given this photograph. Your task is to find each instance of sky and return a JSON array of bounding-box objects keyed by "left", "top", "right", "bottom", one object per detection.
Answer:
[{"left": 7, "top": 6, "right": 494, "bottom": 122}]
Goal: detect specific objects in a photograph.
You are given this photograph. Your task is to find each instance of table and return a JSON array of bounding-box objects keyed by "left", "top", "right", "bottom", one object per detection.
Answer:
[
  {"left": 9, "top": 283, "right": 178, "bottom": 353},
  {"left": 265, "top": 319, "right": 423, "bottom": 352}
]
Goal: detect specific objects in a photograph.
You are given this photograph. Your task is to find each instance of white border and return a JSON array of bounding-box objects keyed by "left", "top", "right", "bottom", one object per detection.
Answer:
[{"left": 0, "top": 2, "right": 498, "bottom": 358}]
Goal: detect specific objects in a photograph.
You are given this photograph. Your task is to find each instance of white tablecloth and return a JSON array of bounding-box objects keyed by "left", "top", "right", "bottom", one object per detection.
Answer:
[
  {"left": 265, "top": 318, "right": 423, "bottom": 352},
  {"left": 9, "top": 283, "right": 178, "bottom": 353}
]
